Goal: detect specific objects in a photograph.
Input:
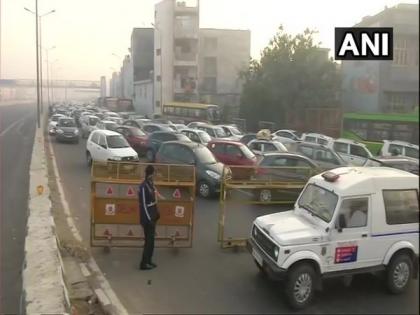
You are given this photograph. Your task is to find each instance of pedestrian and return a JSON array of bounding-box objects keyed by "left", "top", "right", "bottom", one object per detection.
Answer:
[{"left": 138, "top": 165, "right": 160, "bottom": 270}]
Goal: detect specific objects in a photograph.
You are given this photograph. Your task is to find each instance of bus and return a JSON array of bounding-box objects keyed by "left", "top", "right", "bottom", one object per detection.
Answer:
[
  {"left": 162, "top": 102, "right": 221, "bottom": 124},
  {"left": 342, "top": 112, "right": 419, "bottom": 154}
]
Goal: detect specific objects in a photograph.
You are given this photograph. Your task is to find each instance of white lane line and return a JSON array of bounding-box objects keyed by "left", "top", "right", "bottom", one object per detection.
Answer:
[
  {"left": 0, "top": 113, "right": 33, "bottom": 138},
  {"left": 95, "top": 288, "right": 111, "bottom": 306},
  {"left": 79, "top": 263, "right": 91, "bottom": 277},
  {"left": 48, "top": 140, "right": 83, "bottom": 242}
]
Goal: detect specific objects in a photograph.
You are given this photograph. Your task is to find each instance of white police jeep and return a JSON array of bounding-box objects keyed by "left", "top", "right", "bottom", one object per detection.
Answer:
[{"left": 248, "top": 167, "right": 419, "bottom": 309}]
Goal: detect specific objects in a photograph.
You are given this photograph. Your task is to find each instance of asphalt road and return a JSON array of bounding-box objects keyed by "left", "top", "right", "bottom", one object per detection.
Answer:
[
  {"left": 51, "top": 135, "right": 419, "bottom": 314},
  {"left": 0, "top": 103, "right": 36, "bottom": 314}
]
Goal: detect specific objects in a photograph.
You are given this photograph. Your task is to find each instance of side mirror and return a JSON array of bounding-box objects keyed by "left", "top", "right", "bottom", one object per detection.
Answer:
[{"left": 337, "top": 214, "right": 346, "bottom": 232}]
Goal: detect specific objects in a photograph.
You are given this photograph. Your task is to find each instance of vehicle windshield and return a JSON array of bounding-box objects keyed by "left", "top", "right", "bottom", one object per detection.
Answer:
[
  {"left": 298, "top": 184, "right": 338, "bottom": 222},
  {"left": 131, "top": 128, "right": 146, "bottom": 136},
  {"left": 106, "top": 135, "right": 129, "bottom": 148},
  {"left": 207, "top": 108, "right": 221, "bottom": 122},
  {"left": 229, "top": 126, "right": 242, "bottom": 135},
  {"left": 198, "top": 131, "right": 212, "bottom": 143},
  {"left": 195, "top": 146, "right": 217, "bottom": 165},
  {"left": 89, "top": 117, "right": 99, "bottom": 126},
  {"left": 52, "top": 115, "right": 62, "bottom": 122},
  {"left": 215, "top": 127, "right": 227, "bottom": 138},
  {"left": 58, "top": 119, "right": 76, "bottom": 127}
]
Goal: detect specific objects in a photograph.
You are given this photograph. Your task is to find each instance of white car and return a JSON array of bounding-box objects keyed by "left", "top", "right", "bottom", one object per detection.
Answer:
[
  {"left": 247, "top": 139, "right": 288, "bottom": 155},
  {"left": 248, "top": 167, "right": 419, "bottom": 309},
  {"left": 80, "top": 115, "right": 100, "bottom": 138},
  {"left": 273, "top": 129, "right": 301, "bottom": 141},
  {"left": 330, "top": 138, "right": 373, "bottom": 166},
  {"left": 180, "top": 128, "right": 212, "bottom": 145},
  {"left": 380, "top": 140, "right": 419, "bottom": 159},
  {"left": 301, "top": 132, "right": 333, "bottom": 146},
  {"left": 48, "top": 114, "right": 66, "bottom": 135},
  {"left": 218, "top": 124, "right": 243, "bottom": 141},
  {"left": 86, "top": 130, "right": 139, "bottom": 166}
]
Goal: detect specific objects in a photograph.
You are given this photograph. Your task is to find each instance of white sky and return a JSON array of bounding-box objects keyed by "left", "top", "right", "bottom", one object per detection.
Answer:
[{"left": 0, "top": 0, "right": 418, "bottom": 81}]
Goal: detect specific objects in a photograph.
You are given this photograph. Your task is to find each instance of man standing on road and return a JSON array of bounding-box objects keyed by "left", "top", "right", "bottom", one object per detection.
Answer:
[{"left": 138, "top": 165, "right": 160, "bottom": 270}]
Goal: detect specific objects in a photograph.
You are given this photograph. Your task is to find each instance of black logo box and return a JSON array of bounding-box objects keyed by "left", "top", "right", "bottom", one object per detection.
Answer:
[{"left": 335, "top": 27, "right": 393, "bottom": 60}]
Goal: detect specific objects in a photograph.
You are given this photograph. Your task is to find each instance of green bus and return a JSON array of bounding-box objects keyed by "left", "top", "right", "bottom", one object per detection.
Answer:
[{"left": 342, "top": 112, "right": 419, "bottom": 154}]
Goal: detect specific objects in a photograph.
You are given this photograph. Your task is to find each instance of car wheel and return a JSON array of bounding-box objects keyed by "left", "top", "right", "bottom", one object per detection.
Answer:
[
  {"left": 285, "top": 263, "right": 316, "bottom": 310},
  {"left": 198, "top": 181, "right": 213, "bottom": 198},
  {"left": 86, "top": 151, "right": 93, "bottom": 167},
  {"left": 146, "top": 150, "right": 155, "bottom": 162},
  {"left": 386, "top": 253, "right": 412, "bottom": 294},
  {"left": 259, "top": 189, "right": 272, "bottom": 203}
]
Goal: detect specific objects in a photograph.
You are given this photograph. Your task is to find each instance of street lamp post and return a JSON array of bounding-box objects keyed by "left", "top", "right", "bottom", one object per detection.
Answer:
[
  {"left": 44, "top": 46, "right": 55, "bottom": 108},
  {"left": 24, "top": 6, "right": 55, "bottom": 116}
]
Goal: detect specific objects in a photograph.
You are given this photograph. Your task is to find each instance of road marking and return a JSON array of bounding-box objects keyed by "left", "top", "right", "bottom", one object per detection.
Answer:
[
  {"left": 95, "top": 288, "right": 111, "bottom": 306},
  {"left": 48, "top": 140, "right": 82, "bottom": 242},
  {"left": 79, "top": 263, "right": 91, "bottom": 277},
  {"left": 0, "top": 113, "right": 32, "bottom": 138}
]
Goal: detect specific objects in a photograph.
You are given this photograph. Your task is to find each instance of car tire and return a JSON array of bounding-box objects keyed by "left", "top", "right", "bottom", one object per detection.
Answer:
[
  {"left": 86, "top": 151, "right": 93, "bottom": 167},
  {"left": 198, "top": 181, "right": 213, "bottom": 199},
  {"left": 146, "top": 150, "right": 155, "bottom": 162},
  {"left": 285, "top": 263, "right": 316, "bottom": 310},
  {"left": 386, "top": 253, "right": 412, "bottom": 294},
  {"left": 259, "top": 189, "right": 272, "bottom": 203}
]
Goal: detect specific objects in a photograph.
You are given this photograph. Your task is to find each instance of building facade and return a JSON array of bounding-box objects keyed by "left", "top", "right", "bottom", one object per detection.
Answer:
[{"left": 341, "top": 3, "right": 419, "bottom": 113}]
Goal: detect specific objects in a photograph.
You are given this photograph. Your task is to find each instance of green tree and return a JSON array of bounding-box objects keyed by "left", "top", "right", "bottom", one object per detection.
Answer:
[{"left": 239, "top": 26, "right": 340, "bottom": 131}]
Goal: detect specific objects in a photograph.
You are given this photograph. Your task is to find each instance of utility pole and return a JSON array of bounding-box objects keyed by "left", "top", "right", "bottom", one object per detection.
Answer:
[{"left": 35, "top": 0, "right": 40, "bottom": 128}]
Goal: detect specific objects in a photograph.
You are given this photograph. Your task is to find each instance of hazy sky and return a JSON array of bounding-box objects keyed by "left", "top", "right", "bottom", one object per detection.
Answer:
[{"left": 1, "top": 0, "right": 417, "bottom": 81}]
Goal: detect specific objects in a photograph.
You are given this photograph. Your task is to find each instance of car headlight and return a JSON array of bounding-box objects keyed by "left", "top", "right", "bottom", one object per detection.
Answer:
[
  {"left": 206, "top": 170, "right": 221, "bottom": 180},
  {"left": 74, "top": 129, "right": 79, "bottom": 135},
  {"left": 56, "top": 129, "right": 64, "bottom": 134},
  {"left": 253, "top": 225, "right": 258, "bottom": 237},
  {"left": 274, "top": 246, "right": 279, "bottom": 259},
  {"left": 111, "top": 156, "right": 122, "bottom": 161}
]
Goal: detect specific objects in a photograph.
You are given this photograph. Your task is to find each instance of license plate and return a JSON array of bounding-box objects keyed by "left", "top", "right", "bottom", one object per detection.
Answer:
[{"left": 252, "top": 248, "right": 263, "bottom": 266}]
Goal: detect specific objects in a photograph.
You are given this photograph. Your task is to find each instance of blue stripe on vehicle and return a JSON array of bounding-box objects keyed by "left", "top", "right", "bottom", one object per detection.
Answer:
[{"left": 371, "top": 230, "right": 419, "bottom": 237}]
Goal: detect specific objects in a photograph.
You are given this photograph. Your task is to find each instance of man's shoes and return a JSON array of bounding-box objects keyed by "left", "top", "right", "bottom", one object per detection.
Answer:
[{"left": 139, "top": 263, "right": 155, "bottom": 270}]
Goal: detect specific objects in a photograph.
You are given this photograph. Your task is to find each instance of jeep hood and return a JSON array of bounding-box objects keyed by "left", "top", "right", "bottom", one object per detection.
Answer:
[{"left": 255, "top": 211, "right": 325, "bottom": 246}]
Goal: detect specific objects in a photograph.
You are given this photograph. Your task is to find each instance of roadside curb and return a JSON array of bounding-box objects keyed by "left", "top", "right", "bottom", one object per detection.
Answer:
[{"left": 21, "top": 117, "right": 69, "bottom": 314}]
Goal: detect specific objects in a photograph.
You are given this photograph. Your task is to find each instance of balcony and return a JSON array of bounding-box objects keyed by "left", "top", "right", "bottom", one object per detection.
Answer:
[
  {"left": 173, "top": 77, "right": 197, "bottom": 94},
  {"left": 174, "top": 52, "right": 198, "bottom": 66},
  {"left": 174, "top": 25, "right": 198, "bottom": 39}
]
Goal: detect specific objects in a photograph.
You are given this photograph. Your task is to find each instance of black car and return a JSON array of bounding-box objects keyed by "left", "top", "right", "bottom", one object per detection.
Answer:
[
  {"left": 55, "top": 117, "right": 80, "bottom": 144},
  {"left": 285, "top": 142, "right": 347, "bottom": 170},
  {"left": 156, "top": 141, "right": 226, "bottom": 198},
  {"left": 145, "top": 131, "right": 191, "bottom": 162},
  {"left": 254, "top": 153, "right": 321, "bottom": 202}
]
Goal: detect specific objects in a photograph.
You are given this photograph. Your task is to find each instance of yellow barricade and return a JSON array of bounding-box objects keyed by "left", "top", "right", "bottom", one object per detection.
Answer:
[
  {"left": 218, "top": 165, "right": 316, "bottom": 248},
  {"left": 90, "top": 161, "right": 196, "bottom": 249}
]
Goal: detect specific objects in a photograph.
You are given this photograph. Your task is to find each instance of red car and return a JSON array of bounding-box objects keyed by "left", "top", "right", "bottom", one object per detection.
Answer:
[
  {"left": 115, "top": 126, "right": 148, "bottom": 156},
  {"left": 207, "top": 140, "right": 257, "bottom": 166}
]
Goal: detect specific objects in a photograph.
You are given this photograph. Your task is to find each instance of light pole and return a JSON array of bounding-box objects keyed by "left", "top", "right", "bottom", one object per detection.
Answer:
[
  {"left": 50, "top": 60, "right": 60, "bottom": 103},
  {"left": 151, "top": 22, "right": 163, "bottom": 113},
  {"left": 44, "top": 46, "right": 56, "bottom": 107},
  {"left": 24, "top": 7, "right": 55, "bottom": 115}
]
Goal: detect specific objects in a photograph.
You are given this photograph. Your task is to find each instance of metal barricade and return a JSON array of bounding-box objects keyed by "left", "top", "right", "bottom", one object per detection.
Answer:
[
  {"left": 90, "top": 161, "right": 196, "bottom": 249},
  {"left": 218, "top": 165, "right": 316, "bottom": 249}
]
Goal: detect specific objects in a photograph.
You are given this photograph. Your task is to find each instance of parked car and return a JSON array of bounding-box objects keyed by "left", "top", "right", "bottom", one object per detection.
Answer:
[
  {"left": 240, "top": 133, "right": 257, "bottom": 145},
  {"left": 142, "top": 123, "right": 174, "bottom": 135},
  {"left": 172, "top": 123, "right": 188, "bottom": 131},
  {"left": 187, "top": 121, "right": 210, "bottom": 129},
  {"left": 86, "top": 130, "right": 138, "bottom": 166},
  {"left": 115, "top": 126, "right": 148, "bottom": 156},
  {"left": 248, "top": 167, "right": 419, "bottom": 309},
  {"left": 247, "top": 139, "right": 288, "bottom": 155},
  {"left": 80, "top": 115, "right": 100, "bottom": 139},
  {"left": 156, "top": 141, "right": 226, "bottom": 198},
  {"left": 273, "top": 129, "right": 301, "bottom": 141},
  {"left": 330, "top": 138, "right": 373, "bottom": 166},
  {"left": 96, "top": 120, "right": 120, "bottom": 132},
  {"left": 301, "top": 132, "right": 333, "bottom": 146},
  {"left": 208, "top": 140, "right": 257, "bottom": 166},
  {"left": 48, "top": 114, "right": 66, "bottom": 135},
  {"left": 55, "top": 117, "right": 80, "bottom": 144},
  {"left": 107, "top": 116, "right": 124, "bottom": 125},
  {"left": 104, "top": 111, "right": 121, "bottom": 119},
  {"left": 145, "top": 131, "right": 191, "bottom": 162},
  {"left": 218, "top": 124, "right": 244, "bottom": 141},
  {"left": 253, "top": 152, "right": 321, "bottom": 202},
  {"left": 379, "top": 140, "right": 419, "bottom": 159},
  {"left": 181, "top": 128, "right": 212, "bottom": 145},
  {"left": 286, "top": 142, "right": 347, "bottom": 170},
  {"left": 123, "top": 119, "right": 152, "bottom": 130},
  {"left": 374, "top": 156, "right": 419, "bottom": 175},
  {"left": 195, "top": 124, "right": 231, "bottom": 140}
]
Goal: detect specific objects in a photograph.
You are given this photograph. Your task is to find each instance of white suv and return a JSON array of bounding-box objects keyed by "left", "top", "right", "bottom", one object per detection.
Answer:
[
  {"left": 380, "top": 140, "right": 419, "bottom": 159},
  {"left": 331, "top": 138, "right": 373, "bottom": 166},
  {"left": 86, "top": 130, "right": 138, "bottom": 166},
  {"left": 248, "top": 167, "right": 419, "bottom": 309}
]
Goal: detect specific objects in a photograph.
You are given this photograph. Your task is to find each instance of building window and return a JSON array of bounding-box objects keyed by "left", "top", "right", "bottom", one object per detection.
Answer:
[
  {"left": 204, "top": 37, "right": 218, "bottom": 51},
  {"left": 393, "top": 39, "right": 408, "bottom": 66},
  {"left": 204, "top": 57, "right": 217, "bottom": 76},
  {"left": 387, "top": 93, "right": 407, "bottom": 113},
  {"left": 156, "top": 49, "right": 161, "bottom": 56}
]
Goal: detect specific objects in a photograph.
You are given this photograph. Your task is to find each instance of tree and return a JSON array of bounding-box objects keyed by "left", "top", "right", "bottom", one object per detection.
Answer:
[{"left": 239, "top": 26, "right": 340, "bottom": 131}]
